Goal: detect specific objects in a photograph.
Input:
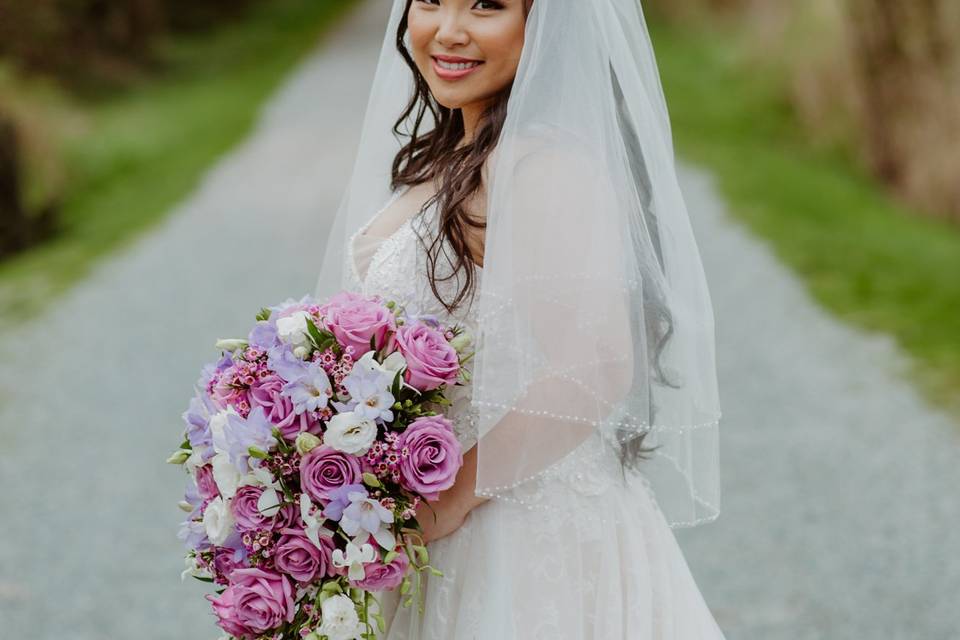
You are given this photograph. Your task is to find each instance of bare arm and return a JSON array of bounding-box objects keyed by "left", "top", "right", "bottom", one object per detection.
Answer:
[{"left": 414, "top": 444, "right": 488, "bottom": 544}]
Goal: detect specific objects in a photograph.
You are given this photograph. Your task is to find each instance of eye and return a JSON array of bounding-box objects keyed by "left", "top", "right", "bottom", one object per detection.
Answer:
[{"left": 474, "top": 0, "right": 504, "bottom": 9}]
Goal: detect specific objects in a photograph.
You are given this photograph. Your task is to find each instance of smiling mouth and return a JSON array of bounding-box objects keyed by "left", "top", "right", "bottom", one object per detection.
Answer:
[{"left": 432, "top": 56, "right": 484, "bottom": 71}]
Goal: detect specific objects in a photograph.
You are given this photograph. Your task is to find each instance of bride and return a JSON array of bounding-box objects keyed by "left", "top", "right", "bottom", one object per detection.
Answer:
[{"left": 314, "top": 0, "right": 726, "bottom": 637}]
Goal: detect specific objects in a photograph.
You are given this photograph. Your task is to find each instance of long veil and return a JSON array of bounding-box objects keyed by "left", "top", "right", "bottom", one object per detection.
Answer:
[{"left": 315, "top": 0, "right": 723, "bottom": 529}]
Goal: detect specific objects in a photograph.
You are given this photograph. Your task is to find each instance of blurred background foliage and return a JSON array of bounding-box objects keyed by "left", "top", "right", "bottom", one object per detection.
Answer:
[
  {"left": 643, "top": 0, "right": 960, "bottom": 414},
  {"left": 0, "top": 0, "right": 349, "bottom": 324}
]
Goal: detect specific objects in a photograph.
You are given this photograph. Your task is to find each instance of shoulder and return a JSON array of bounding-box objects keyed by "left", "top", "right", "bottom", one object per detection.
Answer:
[{"left": 497, "top": 123, "right": 606, "bottom": 184}]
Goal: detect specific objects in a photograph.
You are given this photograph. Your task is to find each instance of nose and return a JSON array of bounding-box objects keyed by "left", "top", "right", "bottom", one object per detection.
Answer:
[{"left": 434, "top": 7, "right": 470, "bottom": 48}]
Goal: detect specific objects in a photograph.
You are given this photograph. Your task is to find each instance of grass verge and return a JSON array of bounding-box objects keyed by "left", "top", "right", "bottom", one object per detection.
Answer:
[
  {"left": 0, "top": 0, "right": 354, "bottom": 329},
  {"left": 650, "top": 20, "right": 960, "bottom": 416}
]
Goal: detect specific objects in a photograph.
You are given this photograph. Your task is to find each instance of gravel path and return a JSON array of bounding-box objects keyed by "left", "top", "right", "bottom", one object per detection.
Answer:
[{"left": 1, "top": 0, "right": 957, "bottom": 638}]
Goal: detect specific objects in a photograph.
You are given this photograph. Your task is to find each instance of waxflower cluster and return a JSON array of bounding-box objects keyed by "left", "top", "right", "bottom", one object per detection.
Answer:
[{"left": 169, "top": 291, "right": 473, "bottom": 640}]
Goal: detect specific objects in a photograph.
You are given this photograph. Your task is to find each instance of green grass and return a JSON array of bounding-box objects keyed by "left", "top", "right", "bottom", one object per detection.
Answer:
[
  {"left": 0, "top": 0, "right": 354, "bottom": 328},
  {"left": 650, "top": 21, "right": 960, "bottom": 415}
]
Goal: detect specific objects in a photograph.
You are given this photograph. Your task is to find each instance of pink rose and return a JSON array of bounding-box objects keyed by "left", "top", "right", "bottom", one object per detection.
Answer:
[
  {"left": 350, "top": 548, "right": 410, "bottom": 591},
  {"left": 249, "top": 374, "right": 319, "bottom": 440},
  {"left": 274, "top": 528, "right": 336, "bottom": 583},
  {"left": 398, "top": 415, "right": 463, "bottom": 500},
  {"left": 231, "top": 486, "right": 295, "bottom": 532},
  {"left": 395, "top": 323, "right": 459, "bottom": 391},
  {"left": 319, "top": 291, "right": 396, "bottom": 355},
  {"left": 299, "top": 445, "right": 362, "bottom": 503},
  {"left": 212, "top": 546, "right": 246, "bottom": 586},
  {"left": 206, "top": 568, "right": 295, "bottom": 637}
]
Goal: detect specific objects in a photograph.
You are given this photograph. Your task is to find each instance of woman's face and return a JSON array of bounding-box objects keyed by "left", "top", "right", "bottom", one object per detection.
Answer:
[{"left": 407, "top": 0, "right": 527, "bottom": 111}]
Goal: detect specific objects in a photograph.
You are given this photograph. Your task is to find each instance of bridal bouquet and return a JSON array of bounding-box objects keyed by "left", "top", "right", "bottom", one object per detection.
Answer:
[{"left": 168, "top": 291, "right": 473, "bottom": 639}]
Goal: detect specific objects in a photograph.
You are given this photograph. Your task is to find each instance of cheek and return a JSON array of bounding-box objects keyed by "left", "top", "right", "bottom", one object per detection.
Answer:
[
  {"left": 479, "top": 25, "right": 525, "bottom": 80},
  {"left": 406, "top": 17, "right": 433, "bottom": 67}
]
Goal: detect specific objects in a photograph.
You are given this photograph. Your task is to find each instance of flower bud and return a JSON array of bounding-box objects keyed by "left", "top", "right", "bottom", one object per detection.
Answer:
[
  {"left": 293, "top": 345, "right": 310, "bottom": 360},
  {"left": 214, "top": 338, "right": 247, "bottom": 352},
  {"left": 295, "top": 432, "right": 322, "bottom": 455},
  {"left": 448, "top": 331, "right": 473, "bottom": 353},
  {"left": 166, "top": 449, "right": 191, "bottom": 465}
]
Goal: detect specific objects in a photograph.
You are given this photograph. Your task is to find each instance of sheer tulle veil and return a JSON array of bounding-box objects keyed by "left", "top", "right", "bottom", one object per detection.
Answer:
[{"left": 314, "top": 0, "right": 723, "bottom": 529}]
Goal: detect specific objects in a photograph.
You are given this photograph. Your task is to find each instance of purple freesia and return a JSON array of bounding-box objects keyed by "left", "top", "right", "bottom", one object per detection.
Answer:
[
  {"left": 321, "top": 483, "right": 367, "bottom": 521},
  {"left": 182, "top": 388, "right": 217, "bottom": 458},
  {"left": 220, "top": 406, "right": 276, "bottom": 473},
  {"left": 177, "top": 517, "right": 209, "bottom": 551},
  {"left": 281, "top": 360, "right": 333, "bottom": 415},
  {"left": 267, "top": 343, "right": 309, "bottom": 383},
  {"left": 248, "top": 321, "right": 278, "bottom": 350},
  {"left": 340, "top": 492, "right": 395, "bottom": 549}
]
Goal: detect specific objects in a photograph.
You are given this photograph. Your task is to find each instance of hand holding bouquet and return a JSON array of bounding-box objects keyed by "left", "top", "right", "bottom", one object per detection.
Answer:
[{"left": 169, "top": 291, "right": 474, "bottom": 640}]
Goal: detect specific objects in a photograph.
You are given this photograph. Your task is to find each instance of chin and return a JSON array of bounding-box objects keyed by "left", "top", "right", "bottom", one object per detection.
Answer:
[{"left": 430, "top": 90, "right": 476, "bottom": 110}]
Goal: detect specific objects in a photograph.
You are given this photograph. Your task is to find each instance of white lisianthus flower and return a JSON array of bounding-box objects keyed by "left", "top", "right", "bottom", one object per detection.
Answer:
[
  {"left": 276, "top": 310, "right": 312, "bottom": 347},
  {"left": 202, "top": 496, "right": 234, "bottom": 545},
  {"left": 317, "top": 594, "right": 365, "bottom": 640},
  {"left": 323, "top": 412, "right": 377, "bottom": 456},
  {"left": 208, "top": 407, "right": 239, "bottom": 455},
  {"left": 211, "top": 452, "right": 241, "bottom": 499}
]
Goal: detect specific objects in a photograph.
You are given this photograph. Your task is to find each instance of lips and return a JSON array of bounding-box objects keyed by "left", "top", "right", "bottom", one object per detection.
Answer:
[{"left": 431, "top": 55, "right": 484, "bottom": 80}]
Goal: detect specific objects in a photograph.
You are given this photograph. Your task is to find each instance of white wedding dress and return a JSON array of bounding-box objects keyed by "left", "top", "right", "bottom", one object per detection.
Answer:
[{"left": 344, "top": 188, "right": 728, "bottom": 640}]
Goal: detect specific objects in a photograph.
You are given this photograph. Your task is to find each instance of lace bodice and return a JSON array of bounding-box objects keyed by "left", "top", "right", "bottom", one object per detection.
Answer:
[{"left": 345, "top": 189, "right": 482, "bottom": 451}]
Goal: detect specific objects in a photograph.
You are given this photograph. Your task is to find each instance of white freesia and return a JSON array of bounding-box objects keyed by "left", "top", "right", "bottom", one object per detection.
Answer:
[
  {"left": 181, "top": 554, "right": 206, "bottom": 582},
  {"left": 354, "top": 349, "right": 406, "bottom": 379},
  {"left": 250, "top": 466, "right": 283, "bottom": 518},
  {"left": 317, "top": 594, "right": 365, "bottom": 640},
  {"left": 276, "top": 310, "right": 312, "bottom": 347},
  {"left": 323, "top": 412, "right": 377, "bottom": 456},
  {"left": 300, "top": 493, "right": 335, "bottom": 551},
  {"left": 331, "top": 540, "right": 376, "bottom": 581},
  {"left": 183, "top": 448, "right": 204, "bottom": 475},
  {"left": 202, "top": 496, "right": 234, "bottom": 545},
  {"left": 211, "top": 452, "right": 241, "bottom": 499}
]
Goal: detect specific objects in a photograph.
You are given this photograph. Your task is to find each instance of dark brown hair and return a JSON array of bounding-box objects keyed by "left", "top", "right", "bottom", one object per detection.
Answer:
[{"left": 389, "top": 0, "right": 534, "bottom": 314}]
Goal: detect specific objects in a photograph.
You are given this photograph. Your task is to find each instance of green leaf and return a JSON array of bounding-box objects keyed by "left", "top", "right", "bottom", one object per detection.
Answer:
[
  {"left": 191, "top": 575, "right": 214, "bottom": 583},
  {"left": 255, "top": 307, "right": 272, "bottom": 322},
  {"left": 248, "top": 446, "right": 270, "bottom": 460}
]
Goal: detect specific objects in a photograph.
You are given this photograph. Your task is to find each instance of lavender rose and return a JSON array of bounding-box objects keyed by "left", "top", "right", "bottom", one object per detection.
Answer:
[
  {"left": 231, "top": 486, "right": 295, "bottom": 532},
  {"left": 319, "top": 291, "right": 396, "bottom": 356},
  {"left": 300, "top": 445, "right": 363, "bottom": 503},
  {"left": 398, "top": 415, "right": 463, "bottom": 500},
  {"left": 274, "top": 528, "right": 336, "bottom": 583},
  {"left": 350, "top": 549, "right": 410, "bottom": 591},
  {"left": 206, "top": 567, "right": 295, "bottom": 637},
  {"left": 249, "top": 374, "right": 319, "bottom": 440},
  {"left": 395, "top": 323, "right": 459, "bottom": 391}
]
